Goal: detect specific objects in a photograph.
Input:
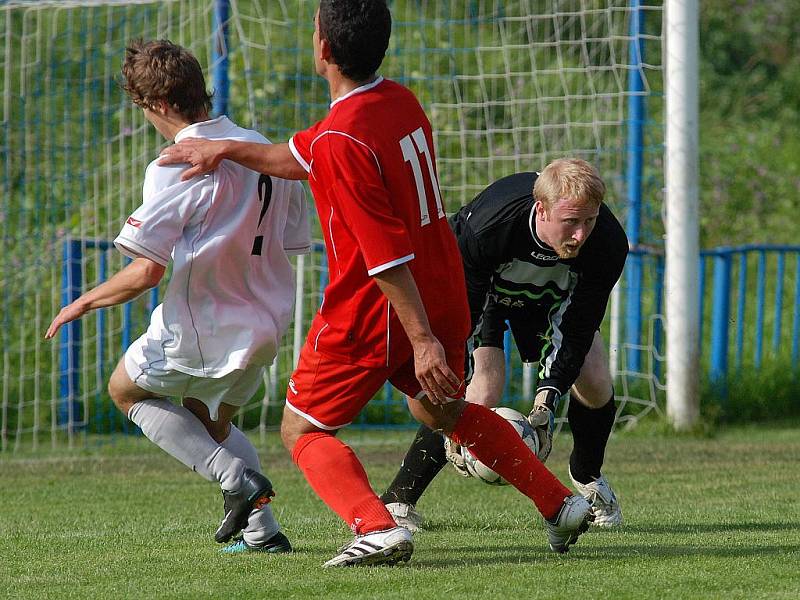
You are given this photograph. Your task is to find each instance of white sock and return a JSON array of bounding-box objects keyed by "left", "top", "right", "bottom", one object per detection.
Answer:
[
  {"left": 221, "top": 425, "right": 280, "bottom": 545},
  {"left": 128, "top": 399, "right": 245, "bottom": 491}
]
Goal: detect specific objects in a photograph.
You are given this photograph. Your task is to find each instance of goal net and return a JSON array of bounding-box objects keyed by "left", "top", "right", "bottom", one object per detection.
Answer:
[{"left": 1, "top": 0, "right": 665, "bottom": 451}]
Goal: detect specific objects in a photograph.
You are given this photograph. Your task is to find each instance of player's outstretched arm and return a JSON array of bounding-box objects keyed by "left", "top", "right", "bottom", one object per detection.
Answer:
[
  {"left": 45, "top": 258, "right": 165, "bottom": 339},
  {"left": 158, "top": 138, "right": 307, "bottom": 182},
  {"left": 372, "top": 264, "right": 461, "bottom": 404}
]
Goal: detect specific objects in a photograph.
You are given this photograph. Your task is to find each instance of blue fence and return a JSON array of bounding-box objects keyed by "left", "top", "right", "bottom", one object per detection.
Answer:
[
  {"left": 622, "top": 245, "right": 800, "bottom": 396},
  {"left": 59, "top": 239, "right": 800, "bottom": 427}
]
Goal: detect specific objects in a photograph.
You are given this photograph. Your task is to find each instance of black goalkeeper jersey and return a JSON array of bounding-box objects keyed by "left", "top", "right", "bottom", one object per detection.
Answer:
[{"left": 449, "top": 171, "right": 629, "bottom": 396}]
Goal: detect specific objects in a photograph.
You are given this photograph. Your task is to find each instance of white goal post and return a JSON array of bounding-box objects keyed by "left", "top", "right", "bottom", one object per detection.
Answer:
[{"left": 665, "top": 0, "right": 700, "bottom": 430}]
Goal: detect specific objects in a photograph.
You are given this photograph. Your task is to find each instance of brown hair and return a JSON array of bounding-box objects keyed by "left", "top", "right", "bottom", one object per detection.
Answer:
[
  {"left": 120, "top": 39, "right": 212, "bottom": 122},
  {"left": 533, "top": 158, "right": 606, "bottom": 212}
]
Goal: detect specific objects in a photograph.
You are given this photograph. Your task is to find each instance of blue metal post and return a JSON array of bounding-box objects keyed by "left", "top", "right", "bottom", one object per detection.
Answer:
[
  {"left": 625, "top": 0, "right": 645, "bottom": 372},
  {"left": 149, "top": 287, "right": 159, "bottom": 312},
  {"left": 211, "top": 0, "right": 231, "bottom": 117},
  {"left": 698, "top": 255, "right": 707, "bottom": 347},
  {"left": 59, "top": 239, "right": 83, "bottom": 427},
  {"left": 792, "top": 254, "right": 800, "bottom": 365},
  {"left": 735, "top": 252, "right": 747, "bottom": 368},
  {"left": 773, "top": 252, "right": 785, "bottom": 352},
  {"left": 709, "top": 252, "right": 731, "bottom": 396},
  {"left": 754, "top": 251, "right": 766, "bottom": 367}
]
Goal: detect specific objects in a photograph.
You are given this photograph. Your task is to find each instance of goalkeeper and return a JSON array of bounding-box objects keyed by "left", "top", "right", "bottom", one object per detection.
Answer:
[{"left": 382, "top": 159, "right": 628, "bottom": 530}]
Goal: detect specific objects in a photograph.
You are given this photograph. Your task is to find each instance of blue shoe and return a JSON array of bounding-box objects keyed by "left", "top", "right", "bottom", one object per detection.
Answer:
[{"left": 220, "top": 531, "right": 292, "bottom": 554}]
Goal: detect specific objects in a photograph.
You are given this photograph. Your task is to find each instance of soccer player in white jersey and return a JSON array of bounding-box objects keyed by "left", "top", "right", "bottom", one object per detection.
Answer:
[{"left": 45, "top": 39, "right": 311, "bottom": 553}]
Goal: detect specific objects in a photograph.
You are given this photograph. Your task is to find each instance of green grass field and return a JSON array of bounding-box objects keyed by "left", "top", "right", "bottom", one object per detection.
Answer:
[{"left": 1, "top": 425, "right": 799, "bottom": 599}]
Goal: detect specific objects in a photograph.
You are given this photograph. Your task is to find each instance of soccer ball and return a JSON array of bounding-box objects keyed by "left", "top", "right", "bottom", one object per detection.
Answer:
[{"left": 461, "top": 407, "right": 540, "bottom": 486}]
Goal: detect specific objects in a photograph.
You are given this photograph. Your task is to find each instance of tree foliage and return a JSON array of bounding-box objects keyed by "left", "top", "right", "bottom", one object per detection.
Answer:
[{"left": 699, "top": 0, "right": 800, "bottom": 245}]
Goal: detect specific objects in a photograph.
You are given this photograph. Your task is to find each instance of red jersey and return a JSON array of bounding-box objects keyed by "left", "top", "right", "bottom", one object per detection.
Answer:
[{"left": 289, "top": 77, "right": 470, "bottom": 367}]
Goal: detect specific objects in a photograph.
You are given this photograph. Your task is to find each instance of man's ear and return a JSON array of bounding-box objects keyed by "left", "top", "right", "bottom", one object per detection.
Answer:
[
  {"left": 534, "top": 200, "right": 548, "bottom": 221},
  {"left": 319, "top": 37, "right": 333, "bottom": 64},
  {"left": 152, "top": 99, "right": 170, "bottom": 116}
]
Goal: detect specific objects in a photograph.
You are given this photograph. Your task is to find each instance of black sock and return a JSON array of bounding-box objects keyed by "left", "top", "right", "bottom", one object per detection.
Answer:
[
  {"left": 568, "top": 393, "right": 616, "bottom": 484},
  {"left": 380, "top": 424, "right": 448, "bottom": 506}
]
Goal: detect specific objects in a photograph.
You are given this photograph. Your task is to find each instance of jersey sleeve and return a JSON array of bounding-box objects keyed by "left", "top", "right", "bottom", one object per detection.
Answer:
[
  {"left": 537, "top": 215, "right": 629, "bottom": 396},
  {"left": 283, "top": 181, "right": 311, "bottom": 255},
  {"left": 288, "top": 120, "right": 324, "bottom": 174},
  {"left": 114, "top": 163, "right": 209, "bottom": 266}
]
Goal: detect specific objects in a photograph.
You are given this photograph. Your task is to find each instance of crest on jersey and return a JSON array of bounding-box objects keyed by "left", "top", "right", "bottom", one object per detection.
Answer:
[{"left": 126, "top": 216, "right": 143, "bottom": 228}]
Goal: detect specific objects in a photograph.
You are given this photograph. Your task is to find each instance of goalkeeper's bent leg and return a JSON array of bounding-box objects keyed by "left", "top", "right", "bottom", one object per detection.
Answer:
[
  {"left": 381, "top": 424, "right": 447, "bottom": 506},
  {"left": 568, "top": 392, "right": 616, "bottom": 484}
]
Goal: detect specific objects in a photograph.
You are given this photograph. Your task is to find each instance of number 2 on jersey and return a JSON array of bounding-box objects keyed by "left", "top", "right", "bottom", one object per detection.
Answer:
[
  {"left": 251, "top": 174, "right": 273, "bottom": 256},
  {"left": 400, "top": 127, "right": 444, "bottom": 226}
]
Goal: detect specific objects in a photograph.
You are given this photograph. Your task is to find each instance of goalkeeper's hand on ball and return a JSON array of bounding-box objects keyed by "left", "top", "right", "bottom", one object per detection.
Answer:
[
  {"left": 444, "top": 437, "right": 471, "bottom": 478},
  {"left": 528, "top": 388, "right": 560, "bottom": 463}
]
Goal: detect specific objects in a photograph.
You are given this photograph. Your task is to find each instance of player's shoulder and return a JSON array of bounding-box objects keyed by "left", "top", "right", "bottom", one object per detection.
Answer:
[
  {"left": 595, "top": 204, "right": 628, "bottom": 248},
  {"left": 144, "top": 158, "right": 192, "bottom": 189},
  {"left": 464, "top": 172, "right": 537, "bottom": 228},
  {"left": 327, "top": 77, "right": 423, "bottom": 135},
  {"left": 483, "top": 172, "right": 539, "bottom": 201},
  {"left": 217, "top": 123, "right": 270, "bottom": 145}
]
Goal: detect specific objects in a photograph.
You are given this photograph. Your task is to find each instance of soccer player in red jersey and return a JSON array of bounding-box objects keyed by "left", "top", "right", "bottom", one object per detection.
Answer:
[{"left": 159, "top": 0, "right": 593, "bottom": 566}]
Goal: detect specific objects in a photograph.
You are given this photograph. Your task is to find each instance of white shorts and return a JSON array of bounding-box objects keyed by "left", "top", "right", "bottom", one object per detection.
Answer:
[{"left": 124, "top": 333, "right": 265, "bottom": 421}]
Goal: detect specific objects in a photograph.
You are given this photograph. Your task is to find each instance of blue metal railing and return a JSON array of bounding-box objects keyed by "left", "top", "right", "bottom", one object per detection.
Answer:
[{"left": 704, "top": 245, "right": 800, "bottom": 390}]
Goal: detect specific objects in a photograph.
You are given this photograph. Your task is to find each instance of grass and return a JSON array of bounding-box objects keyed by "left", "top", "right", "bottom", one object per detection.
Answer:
[{"left": 1, "top": 425, "right": 799, "bottom": 599}]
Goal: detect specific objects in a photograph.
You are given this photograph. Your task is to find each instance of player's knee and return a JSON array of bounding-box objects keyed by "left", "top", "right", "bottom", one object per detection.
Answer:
[
  {"left": 572, "top": 374, "right": 613, "bottom": 409},
  {"left": 107, "top": 375, "right": 131, "bottom": 414},
  {"left": 205, "top": 421, "right": 230, "bottom": 444},
  {"left": 280, "top": 419, "right": 306, "bottom": 453},
  {"left": 408, "top": 396, "right": 464, "bottom": 435}
]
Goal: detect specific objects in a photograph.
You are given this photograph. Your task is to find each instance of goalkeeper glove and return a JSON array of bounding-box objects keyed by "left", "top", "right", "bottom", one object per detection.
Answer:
[
  {"left": 444, "top": 437, "right": 472, "bottom": 478},
  {"left": 528, "top": 388, "right": 561, "bottom": 463}
]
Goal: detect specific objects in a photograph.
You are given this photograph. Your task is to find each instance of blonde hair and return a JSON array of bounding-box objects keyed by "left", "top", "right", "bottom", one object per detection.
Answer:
[{"left": 533, "top": 158, "right": 605, "bottom": 212}]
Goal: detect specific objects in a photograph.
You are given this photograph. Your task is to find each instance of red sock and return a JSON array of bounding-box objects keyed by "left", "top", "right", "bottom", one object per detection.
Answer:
[
  {"left": 292, "top": 432, "right": 397, "bottom": 535},
  {"left": 451, "top": 403, "right": 571, "bottom": 519}
]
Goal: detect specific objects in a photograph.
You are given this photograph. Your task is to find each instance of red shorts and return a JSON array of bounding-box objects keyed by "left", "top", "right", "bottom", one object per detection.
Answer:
[{"left": 285, "top": 337, "right": 466, "bottom": 430}]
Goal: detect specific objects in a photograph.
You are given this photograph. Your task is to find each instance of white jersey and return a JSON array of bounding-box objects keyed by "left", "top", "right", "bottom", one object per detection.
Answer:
[{"left": 114, "top": 115, "right": 311, "bottom": 377}]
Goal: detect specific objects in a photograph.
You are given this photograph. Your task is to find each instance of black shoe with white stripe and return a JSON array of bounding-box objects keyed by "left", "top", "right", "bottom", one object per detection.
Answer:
[
  {"left": 215, "top": 468, "right": 275, "bottom": 544},
  {"left": 322, "top": 527, "right": 413, "bottom": 567}
]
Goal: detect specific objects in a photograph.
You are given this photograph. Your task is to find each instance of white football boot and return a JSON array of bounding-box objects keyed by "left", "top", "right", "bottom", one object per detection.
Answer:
[
  {"left": 323, "top": 526, "right": 413, "bottom": 567},
  {"left": 544, "top": 495, "right": 594, "bottom": 553},
  {"left": 385, "top": 502, "right": 424, "bottom": 533},
  {"left": 569, "top": 468, "right": 623, "bottom": 528}
]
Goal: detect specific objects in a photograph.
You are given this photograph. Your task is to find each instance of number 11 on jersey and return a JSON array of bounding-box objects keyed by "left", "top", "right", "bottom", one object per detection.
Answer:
[{"left": 400, "top": 127, "right": 444, "bottom": 226}]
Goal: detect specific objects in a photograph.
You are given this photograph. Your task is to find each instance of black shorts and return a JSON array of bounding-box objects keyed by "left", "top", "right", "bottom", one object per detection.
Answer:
[{"left": 472, "top": 294, "right": 553, "bottom": 364}]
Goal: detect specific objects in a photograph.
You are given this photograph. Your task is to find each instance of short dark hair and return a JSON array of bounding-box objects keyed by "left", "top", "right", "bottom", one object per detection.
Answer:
[
  {"left": 120, "top": 39, "right": 212, "bottom": 122},
  {"left": 318, "top": 0, "right": 391, "bottom": 82}
]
